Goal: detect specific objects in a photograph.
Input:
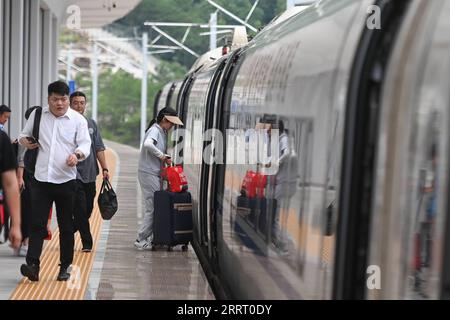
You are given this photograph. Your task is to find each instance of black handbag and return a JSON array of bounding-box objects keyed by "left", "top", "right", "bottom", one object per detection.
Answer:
[{"left": 98, "top": 178, "right": 118, "bottom": 220}]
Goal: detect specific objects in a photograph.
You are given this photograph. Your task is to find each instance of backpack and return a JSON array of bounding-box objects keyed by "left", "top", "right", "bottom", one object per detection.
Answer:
[{"left": 24, "top": 107, "right": 43, "bottom": 174}]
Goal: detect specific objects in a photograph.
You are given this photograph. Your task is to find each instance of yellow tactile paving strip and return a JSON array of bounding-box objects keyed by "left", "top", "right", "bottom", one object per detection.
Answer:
[{"left": 10, "top": 149, "right": 117, "bottom": 300}]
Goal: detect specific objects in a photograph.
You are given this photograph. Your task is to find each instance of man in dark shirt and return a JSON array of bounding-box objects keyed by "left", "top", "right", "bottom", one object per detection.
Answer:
[
  {"left": 0, "top": 130, "right": 22, "bottom": 249},
  {"left": 70, "top": 91, "right": 109, "bottom": 252}
]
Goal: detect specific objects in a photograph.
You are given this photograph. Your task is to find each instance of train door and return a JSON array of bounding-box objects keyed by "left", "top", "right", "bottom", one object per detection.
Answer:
[
  {"left": 207, "top": 50, "right": 243, "bottom": 285},
  {"left": 366, "top": 0, "right": 450, "bottom": 299},
  {"left": 333, "top": 0, "right": 412, "bottom": 299},
  {"left": 198, "top": 60, "right": 227, "bottom": 260}
]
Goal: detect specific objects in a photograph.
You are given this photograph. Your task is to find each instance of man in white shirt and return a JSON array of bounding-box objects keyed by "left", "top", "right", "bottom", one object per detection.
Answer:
[{"left": 18, "top": 81, "right": 91, "bottom": 282}]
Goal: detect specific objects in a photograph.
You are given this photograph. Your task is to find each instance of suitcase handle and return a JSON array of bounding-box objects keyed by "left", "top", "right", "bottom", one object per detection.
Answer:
[{"left": 174, "top": 203, "right": 192, "bottom": 211}]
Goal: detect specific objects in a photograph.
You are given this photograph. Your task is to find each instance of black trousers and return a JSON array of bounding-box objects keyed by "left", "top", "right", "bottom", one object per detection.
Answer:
[
  {"left": 20, "top": 170, "right": 34, "bottom": 239},
  {"left": 73, "top": 180, "right": 96, "bottom": 249},
  {"left": 26, "top": 180, "right": 76, "bottom": 268}
]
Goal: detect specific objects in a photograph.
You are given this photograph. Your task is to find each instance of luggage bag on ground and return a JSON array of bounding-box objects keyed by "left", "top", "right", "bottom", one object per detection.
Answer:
[{"left": 153, "top": 190, "right": 193, "bottom": 251}]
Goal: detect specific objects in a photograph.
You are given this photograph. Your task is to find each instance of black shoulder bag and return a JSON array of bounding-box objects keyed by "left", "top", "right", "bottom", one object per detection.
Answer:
[{"left": 24, "top": 107, "right": 43, "bottom": 174}]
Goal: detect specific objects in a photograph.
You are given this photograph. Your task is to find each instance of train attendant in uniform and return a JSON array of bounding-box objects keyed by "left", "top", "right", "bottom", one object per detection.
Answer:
[{"left": 134, "top": 107, "right": 183, "bottom": 250}]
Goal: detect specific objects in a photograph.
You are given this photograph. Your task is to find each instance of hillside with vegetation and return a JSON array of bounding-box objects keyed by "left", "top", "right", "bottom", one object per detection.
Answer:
[
  {"left": 63, "top": 1, "right": 285, "bottom": 148},
  {"left": 109, "top": 0, "right": 286, "bottom": 67}
]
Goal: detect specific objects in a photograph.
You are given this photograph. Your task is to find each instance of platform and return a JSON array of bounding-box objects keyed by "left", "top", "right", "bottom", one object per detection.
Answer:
[{"left": 0, "top": 140, "right": 214, "bottom": 300}]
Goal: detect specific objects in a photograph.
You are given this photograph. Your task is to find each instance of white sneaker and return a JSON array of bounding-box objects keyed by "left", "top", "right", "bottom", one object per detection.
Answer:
[
  {"left": 19, "top": 245, "right": 28, "bottom": 257},
  {"left": 134, "top": 239, "right": 151, "bottom": 250}
]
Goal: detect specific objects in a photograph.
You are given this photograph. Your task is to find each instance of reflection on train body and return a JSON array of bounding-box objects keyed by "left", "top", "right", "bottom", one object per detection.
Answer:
[{"left": 156, "top": 0, "right": 450, "bottom": 300}]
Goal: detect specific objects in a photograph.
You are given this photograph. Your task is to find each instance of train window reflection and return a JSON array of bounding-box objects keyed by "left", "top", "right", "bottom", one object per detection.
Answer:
[
  {"left": 406, "top": 111, "right": 441, "bottom": 299},
  {"left": 228, "top": 113, "right": 318, "bottom": 276}
]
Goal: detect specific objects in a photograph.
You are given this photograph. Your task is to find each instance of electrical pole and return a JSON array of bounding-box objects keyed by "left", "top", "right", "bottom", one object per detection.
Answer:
[
  {"left": 92, "top": 42, "right": 98, "bottom": 122},
  {"left": 210, "top": 12, "right": 217, "bottom": 50},
  {"left": 140, "top": 32, "right": 148, "bottom": 146}
]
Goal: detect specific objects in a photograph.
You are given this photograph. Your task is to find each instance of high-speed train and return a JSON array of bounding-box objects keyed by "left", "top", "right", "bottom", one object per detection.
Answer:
[{"left": 154, "top": 0, "right": 450, "bottom": 299}]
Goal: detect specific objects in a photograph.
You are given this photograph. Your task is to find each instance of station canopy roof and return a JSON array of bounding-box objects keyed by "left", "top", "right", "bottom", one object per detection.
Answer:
[{"left": 53, "top": 0, "right": 141, "bottom": 28}]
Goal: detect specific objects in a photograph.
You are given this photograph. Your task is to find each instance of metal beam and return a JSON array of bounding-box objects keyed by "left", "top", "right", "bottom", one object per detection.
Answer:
[
  {"left": 147, "top": 45, "right": 181, "bottom": 50},
  {"left": 206, "top": 0, "right": 257, "bottom": 32},
  {"left": 144, "top": 21, "right": 242, "bottom": 29},
  {"left": 58, "top": 58, "right": 83, "bottom": 72},
  {"left": 140, "top": 32, "right": 148, "bottom": 146},
  {"left": 181, "top": 26, "right": 191, "bottom": 44},
  {"left": 91, "top": 37, "right": 139, "bottom": 42},
  {"left": 150, "top": 26, "right": 199, "bottom": 57},
  {"left": 150, "top": 35, "right": 162, "bottom": 45},
  {"left": 92, "top": 42, "right": 98, "bottom": 122},
  {"left": 245, "top": 0, "right": 260, "bottom": 23},
  {"left": 148, "top": 49, "right": 176, "bottom": 55},
  {"left": 93, "top": 41, "right": 142, "bottom": 69},
  {"left": 199, "top": 29, "right": 232, "bottom": 36},
  {"left": 210, "top": 12, "right": 217, "bottom": 50},
  {"left": 144, "top": 22, "right": 201, "bottom": 27}
]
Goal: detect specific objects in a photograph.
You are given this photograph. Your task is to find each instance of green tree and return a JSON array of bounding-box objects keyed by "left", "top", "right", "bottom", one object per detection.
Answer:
[{"left": 76, "top": 61, "right": 186, "bottom": 148}]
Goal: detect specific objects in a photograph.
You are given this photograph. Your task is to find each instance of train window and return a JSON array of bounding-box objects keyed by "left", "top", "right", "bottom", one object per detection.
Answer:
[
  {"left": 401, "top": 91, "right": 447, "bottom": 299},
  {"left": 293, "top": 119, "right": 313, "bottom": 272}
]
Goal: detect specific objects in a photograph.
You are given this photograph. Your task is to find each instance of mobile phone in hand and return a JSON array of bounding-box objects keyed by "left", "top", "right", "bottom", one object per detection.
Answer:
[{"left": 26, "top": 136, "right": 38, "bottom": 144}]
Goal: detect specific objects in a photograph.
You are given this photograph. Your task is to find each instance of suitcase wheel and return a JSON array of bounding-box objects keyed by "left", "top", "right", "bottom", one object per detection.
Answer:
[
  {"left": 182, "top": 245, "right": 188, "bottom": 252},
  {"left": 167, "top": 246, "right": 173, "bottom": 252},
  {"left": 151, "top": 245, "right": 157, "bottom": 251}
]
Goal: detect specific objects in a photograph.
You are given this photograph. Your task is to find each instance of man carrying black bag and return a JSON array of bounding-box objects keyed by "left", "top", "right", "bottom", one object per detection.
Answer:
[{"left": 70, "top": 91, "right": 110, "bottom": 252}]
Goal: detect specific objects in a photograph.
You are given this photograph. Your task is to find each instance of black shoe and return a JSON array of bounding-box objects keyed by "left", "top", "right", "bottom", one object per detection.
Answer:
[
  {"left": 57, "top": 267, "right": 71, "bottom": 281},
  {"left": 82, "top": 247, "right": 92, "bottom": 253},
  {"left": 20, "top": 264, "right": 40, "bottom": 282}
]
